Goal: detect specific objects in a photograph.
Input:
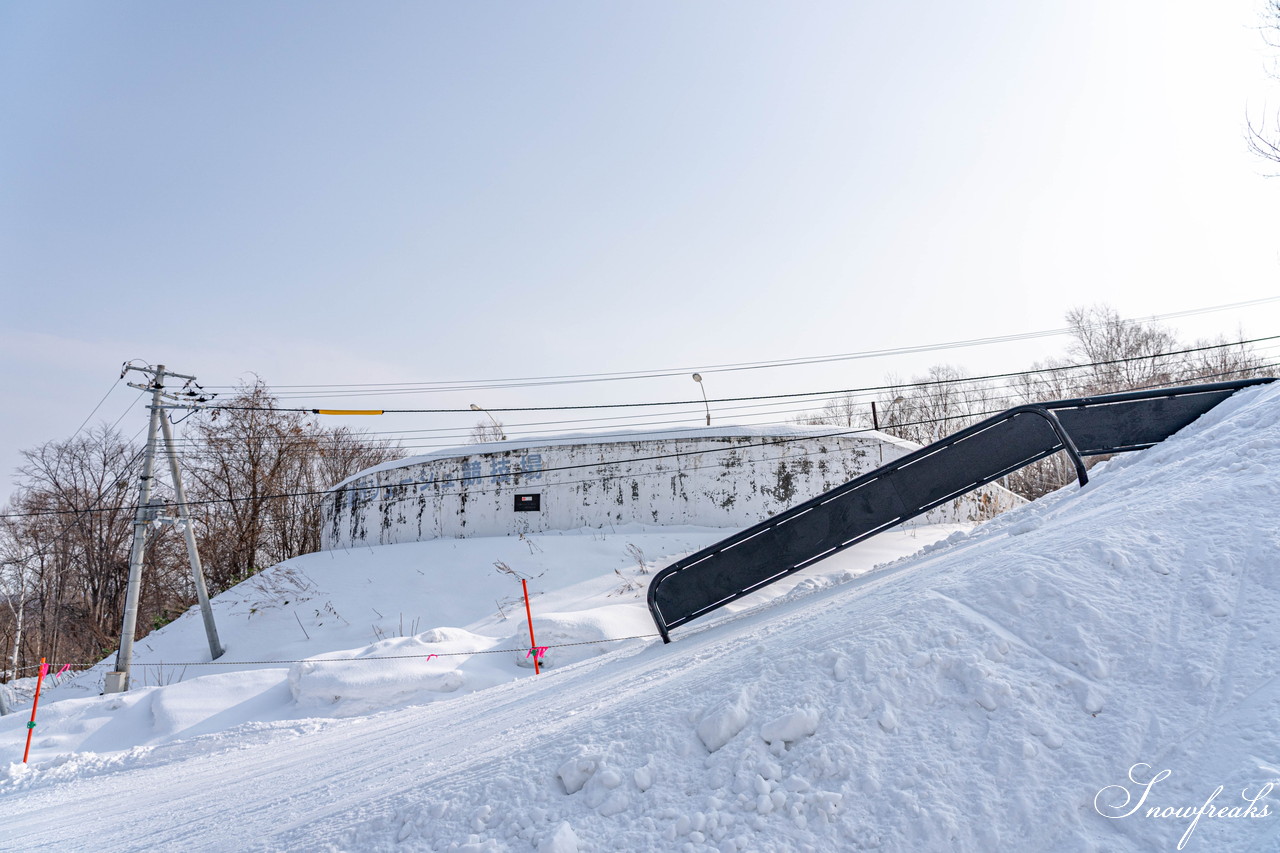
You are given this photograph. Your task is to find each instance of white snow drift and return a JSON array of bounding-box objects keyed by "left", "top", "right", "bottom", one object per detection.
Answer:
[{"left": 0, "top": 383, "right": 1277, "bottom": 852}]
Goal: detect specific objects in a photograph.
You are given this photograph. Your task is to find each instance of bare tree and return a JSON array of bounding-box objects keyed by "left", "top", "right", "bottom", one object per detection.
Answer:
[
  {"left": 1249, "top": 1, "right": 1280, "bottom": 170},
  {"left": 0, "top": 507, "right": 43, "bottom": 679},
  {"left": 469, "top": 419, "right": 507, "bottom": 443},
  {"left": 874, "top": 365, "right": 1000, "bottom": 447},
  {"left": 183, "top": 381, "right": 307, "bottom": 589},
  {"left": 1003, "top": 308, "right": 1265, "bottom": 498},
  {"left": 1062, "top": 305, "right": 1182, "bottom": 393},
  {"left": 0, "top": 425, "right": 189, "bottom": 676},
  {"left": 791, "top": 393, "right": 867, "bottom": 429},
  {"left": 1177, "top": 331, "right": 1266, "bottom": 383},
  {"left": 183, "top": 378, "right": 401, "bottom": 589},
  {"left": 869, "top": 306, "right": 1266, "bottom": 500},
  {"left": 1248, "top": 113, "right": 1280, "bottom": 169},
  {"left": 0, "top": 379, "right": 402, "bottom": 682}
]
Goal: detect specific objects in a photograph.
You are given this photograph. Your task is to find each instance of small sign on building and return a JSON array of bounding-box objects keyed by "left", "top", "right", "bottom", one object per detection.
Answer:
[{"left": 514, "top": 493, "right": 541, "bottom": 512}]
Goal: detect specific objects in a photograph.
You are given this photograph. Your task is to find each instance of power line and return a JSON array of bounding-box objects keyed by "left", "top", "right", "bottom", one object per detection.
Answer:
[
  {"left": 62, "top": 341, "right": 1280, "bottom": 460},
  {"left": 67, "top": 377, "right": 124, "bottom": 440},
  {"left": 161, "top": 343, "right": 1280, "bottom": 455},
  {"left": 16, "top": 363, "right": 1275, "bottom": 547},
  {"left": 8, "top": 340, "right": 1273, "bottom": 524},
  {"left": 0, "top": 418, "right": 982, "bottom": 520},
  {"left": 110, "top": 340, "right": 1280, "bottom": 468},
  {"left": 198, "top": 334, "right": 1279, "bottom": 415},
  {"left": 5, "top": 363, "right": 1273, "bottom": 521},
  {"left": 202, "top": 296, "right": 1280, "bottom": 396},
  {"left": 145, "top": 359, "right": 1280, "bottom": 535},
  {"left": 174, "top": 339, "right": 1280, "bottom": 443}
]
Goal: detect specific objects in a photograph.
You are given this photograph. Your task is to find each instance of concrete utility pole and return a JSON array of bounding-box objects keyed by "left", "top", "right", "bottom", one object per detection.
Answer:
[
  {"left": 160, "top": 413, "right": 224, "bottom": 661},
  {"left": 105, "top": 364, "right": 223, "bottom": 694}
]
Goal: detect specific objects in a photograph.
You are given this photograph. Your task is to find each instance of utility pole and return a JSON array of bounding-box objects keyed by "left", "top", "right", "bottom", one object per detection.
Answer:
[
  {"left": 105, "top": 364, "right": 222, "bottom": 693},
  {"left": 160, "top": 412, "right": 223, "bottom": 661}
]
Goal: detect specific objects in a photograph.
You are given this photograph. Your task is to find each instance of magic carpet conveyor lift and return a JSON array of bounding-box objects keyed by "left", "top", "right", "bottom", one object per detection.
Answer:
[{"left": 646, "top": 377, "right": 1276, "bottom": 643}]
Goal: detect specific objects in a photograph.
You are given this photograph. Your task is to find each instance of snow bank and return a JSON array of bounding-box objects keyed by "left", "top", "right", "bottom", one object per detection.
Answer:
[
  {"left": 307, "top": 383, "right": 1280, "bottom": 852},
  {"left": 514, "top": 604, "right": 656, "bottom": 670},
  {"left": 288, "top": 631, "right": 490, "bottom": 715},
  {"left": 3, "top": 384, "right": 1277, "bottom": 852},
  {"left": 1, "top": 523, "right": 965, "bottom": 767}
]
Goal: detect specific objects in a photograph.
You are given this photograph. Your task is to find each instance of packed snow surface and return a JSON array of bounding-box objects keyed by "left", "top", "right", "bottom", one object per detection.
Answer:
[{"left": 2, "top": 384, "right": 1280, "bottom": 851}]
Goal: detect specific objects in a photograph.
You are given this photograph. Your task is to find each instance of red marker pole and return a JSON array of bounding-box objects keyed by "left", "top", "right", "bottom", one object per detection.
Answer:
[
  {"left": 521, "top": 579, "right": 540, "bottom": 675},
  {"left": 22, "top": 657, "right": 48, "bottom": 764}
]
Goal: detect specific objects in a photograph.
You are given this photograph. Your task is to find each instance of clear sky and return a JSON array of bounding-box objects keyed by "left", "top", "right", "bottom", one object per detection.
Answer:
[{"left": 2, "top": 1, "right": 1279, "bottom": 493}]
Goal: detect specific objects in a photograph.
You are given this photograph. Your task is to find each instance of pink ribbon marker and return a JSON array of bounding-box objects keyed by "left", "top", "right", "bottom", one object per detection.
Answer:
[
  {"left": 44, "top": 664, "right": 71, "bottom": 683},
  {"left": 425, "top": 654, "right": 438, "bottom": 661}
]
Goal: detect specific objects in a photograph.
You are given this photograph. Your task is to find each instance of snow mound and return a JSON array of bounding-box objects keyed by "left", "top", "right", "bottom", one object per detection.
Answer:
[
  {"left": 514, "top": 604, "right": 656, "bottom": 670},
  {"left": 288, "top": 630, "right": 497, "bottom": 714}
]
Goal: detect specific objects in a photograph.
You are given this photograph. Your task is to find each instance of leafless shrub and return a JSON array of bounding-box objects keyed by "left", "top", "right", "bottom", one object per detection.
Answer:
[
  {"left": 492, "top": 560, "right": 544, "bottom": 581},
  {"left": 608, "top": 568, "right": 642, "bottom": 598},
  {"left": 371, "top": 613, "right": 421, "bottom": 641},
  {"left": 625, "top": 543, "right": 648, "bottom": 575}
]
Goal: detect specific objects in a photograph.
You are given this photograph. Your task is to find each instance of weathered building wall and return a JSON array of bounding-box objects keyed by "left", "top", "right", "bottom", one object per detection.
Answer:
[{"left": 320, "top": 429, "right": 1023, "bottom": 550}]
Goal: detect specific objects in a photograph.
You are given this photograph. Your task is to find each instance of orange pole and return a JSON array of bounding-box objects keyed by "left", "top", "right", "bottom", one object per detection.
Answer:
[
  {"left": 22, "top": 657, "right": 48, "bottom": 764},
  {"left": 521, "top": 579, "right": 540, "bottom": 675}
]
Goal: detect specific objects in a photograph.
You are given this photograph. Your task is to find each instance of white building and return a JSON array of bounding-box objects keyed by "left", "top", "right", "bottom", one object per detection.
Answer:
[{"left": 320, "top": 425, "right": 1023, "bottom": 549}]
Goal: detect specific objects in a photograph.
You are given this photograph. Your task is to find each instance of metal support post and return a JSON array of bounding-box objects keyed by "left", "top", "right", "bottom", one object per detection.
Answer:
[
  {"left": 160, "top": 412, "right": 224, "bottom": 660},
  {"left": 1024, "top": 405, "right": 1090, "bottom": 487}
]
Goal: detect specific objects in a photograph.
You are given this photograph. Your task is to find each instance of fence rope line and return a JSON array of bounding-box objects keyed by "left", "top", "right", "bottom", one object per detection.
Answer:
[{"left": 9, "top": 633, "right": 663, "bottom": 675}]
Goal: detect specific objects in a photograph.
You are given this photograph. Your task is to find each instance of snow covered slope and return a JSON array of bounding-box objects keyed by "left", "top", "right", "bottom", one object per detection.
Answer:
[
  {"left": 2, "top": 383, "right": 1279, "bottom": 852},
  {"left": 0, "top": 522, "right": 962, "bottom": 757}
]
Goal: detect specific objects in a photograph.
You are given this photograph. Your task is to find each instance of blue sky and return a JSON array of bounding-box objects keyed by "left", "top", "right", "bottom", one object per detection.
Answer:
[{"left": 2, "top": 1, "right": 1279, "bottom": 489}]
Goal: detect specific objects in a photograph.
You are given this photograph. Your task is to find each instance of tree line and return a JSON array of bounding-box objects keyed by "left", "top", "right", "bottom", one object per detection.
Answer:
[
  {"left": 794, "top": 305, "right": 1268, "bottom": 499},
  {"left": 0, "top": 379, "right": 399, "bottom": 680}
]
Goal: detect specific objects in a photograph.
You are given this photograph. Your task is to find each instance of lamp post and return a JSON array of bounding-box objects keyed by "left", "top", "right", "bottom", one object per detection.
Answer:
[
  {"left": 872, "top": 396, "right": 906, "bottom": 432},
  {"left": 692, "top": 374, "right": 710, "bottom": 426},
  {"left": 470, "top": 403, "right": 506, "bottom": 441},
  {"left": 876, "top": 396, "right": 906, "bottom": 466}
]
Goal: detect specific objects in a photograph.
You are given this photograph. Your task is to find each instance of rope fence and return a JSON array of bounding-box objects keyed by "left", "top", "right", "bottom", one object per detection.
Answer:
[{"left": 7, "top": 633, "right": 663, "bottom": 678}]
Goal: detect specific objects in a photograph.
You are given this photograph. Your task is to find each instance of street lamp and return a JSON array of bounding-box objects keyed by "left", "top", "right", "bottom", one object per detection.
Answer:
[
  {"left": 875, "top": 396, "right": 905, "bottom": 466},
  {"left": 692, "top": 374, "right": 710, "bottom": 426},
  {"left": 470, "top": 403, "right": 506, "bottom": 440},
  {"left": 871, "top": 395, "right": 906, "bottom": 432}
]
